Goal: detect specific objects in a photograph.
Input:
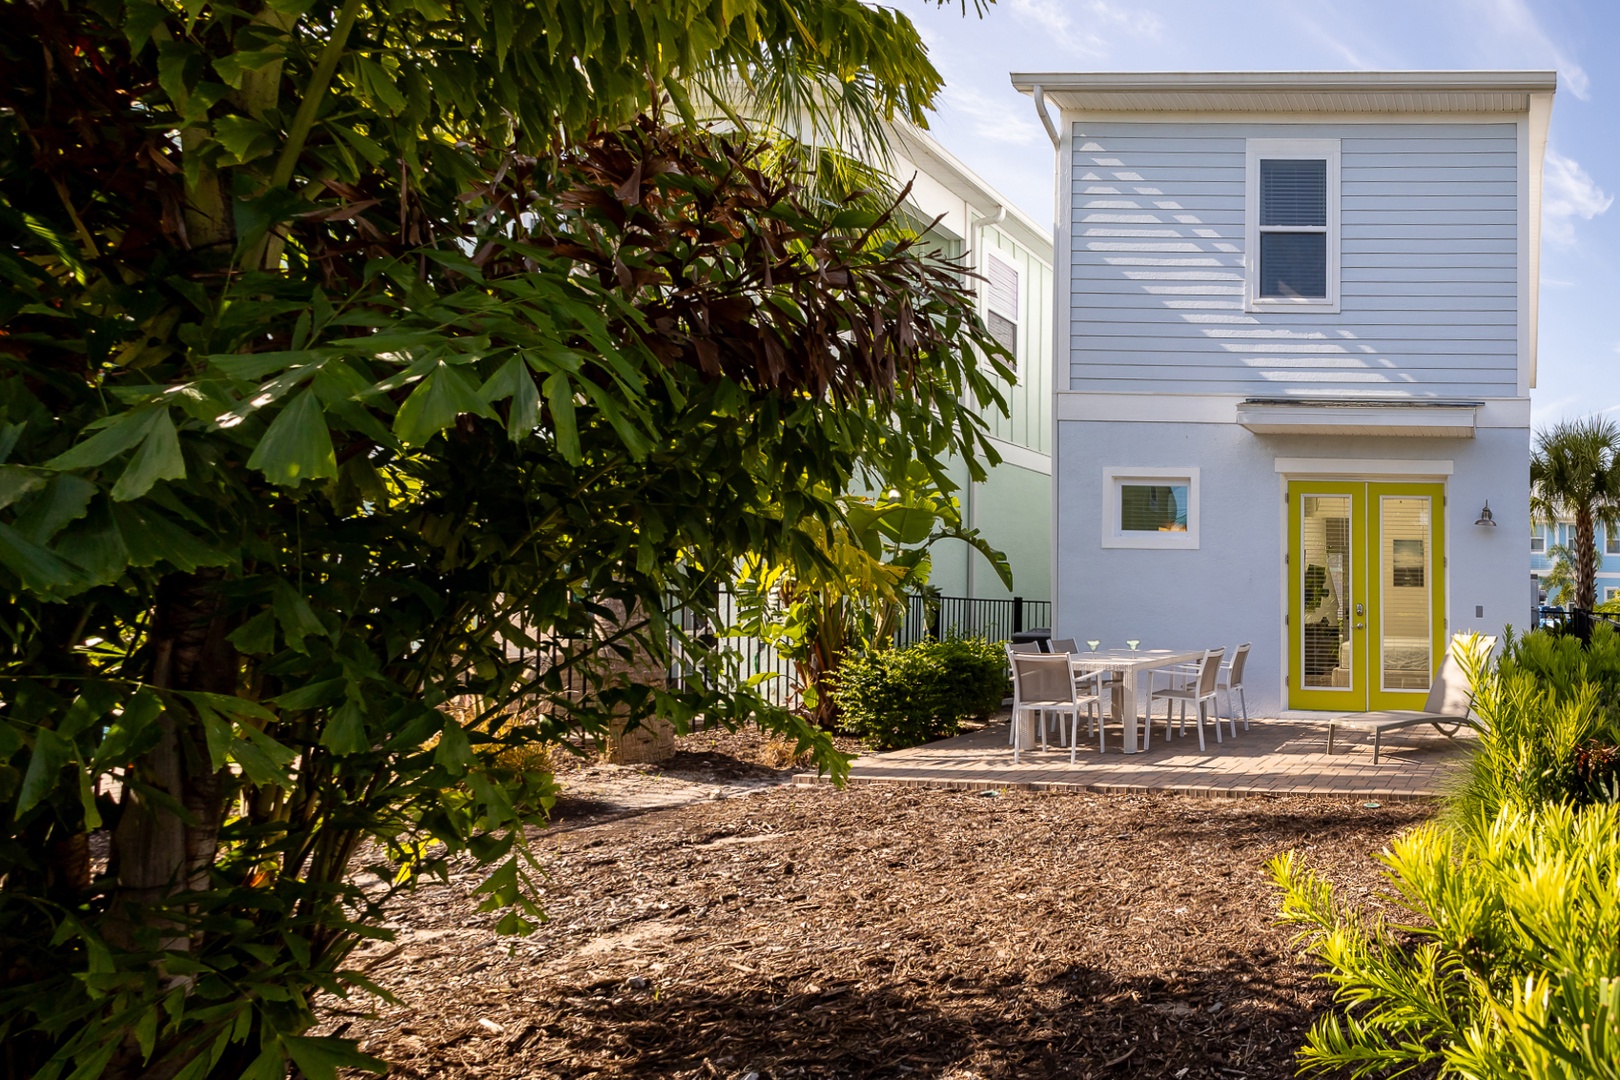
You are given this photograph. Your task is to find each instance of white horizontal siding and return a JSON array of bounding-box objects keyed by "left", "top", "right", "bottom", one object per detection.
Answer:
[{"left": 1069, "top": 121, "right": 1519, "bottom": 397}]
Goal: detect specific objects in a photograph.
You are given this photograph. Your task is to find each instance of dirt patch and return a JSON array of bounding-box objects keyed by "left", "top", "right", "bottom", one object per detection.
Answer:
[
  {"left": 334, "top": 785, "right": 1428, "bottom": 1079},
  {"left": 545, "top": 723, "right": 865, "bottom": 826}
]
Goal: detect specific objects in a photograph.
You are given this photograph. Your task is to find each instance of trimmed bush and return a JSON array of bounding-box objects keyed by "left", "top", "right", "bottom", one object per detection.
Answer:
[{"left": 834, "top": 637, "right": 1010, "bottom": 750}]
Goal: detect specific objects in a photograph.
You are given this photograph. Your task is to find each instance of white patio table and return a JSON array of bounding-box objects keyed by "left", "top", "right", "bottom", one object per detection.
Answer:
[{"left": 1068, "top": 648, "right": 1205, "bottom": 753}]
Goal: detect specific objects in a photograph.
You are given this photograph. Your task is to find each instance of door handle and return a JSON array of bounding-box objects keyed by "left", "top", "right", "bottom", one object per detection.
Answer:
[{"left": 1354, "top": 622, "right": 1365, "bottom": 630}]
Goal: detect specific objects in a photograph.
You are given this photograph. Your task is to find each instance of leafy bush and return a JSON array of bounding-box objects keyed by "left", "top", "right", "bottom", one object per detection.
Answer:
[
  {"left": 1271, "top": 800, "right": 1620, "bottom": 1079},
  {"left": 1272, "top": 630, "right": 1620, "bottom": 1078},
  {"left": 834, "top": 637, "right": 1010, "bottom": 749}
]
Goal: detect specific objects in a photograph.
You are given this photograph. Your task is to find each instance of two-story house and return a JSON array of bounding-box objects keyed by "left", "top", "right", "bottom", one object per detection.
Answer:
[
  {"left": 887, "top": 124, "right": 1055, "bottom": 613},
  {"left": 1013, "top": 71, "right": 1554, "bottom": 716}
]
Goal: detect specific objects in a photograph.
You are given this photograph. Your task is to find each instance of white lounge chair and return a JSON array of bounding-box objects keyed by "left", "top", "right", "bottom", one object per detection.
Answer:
[{"left": 1327, "top": 636, "right": 1496, "bottom": 764}]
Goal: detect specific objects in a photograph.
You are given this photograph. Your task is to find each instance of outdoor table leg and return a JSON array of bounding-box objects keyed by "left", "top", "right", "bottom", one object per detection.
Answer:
[{"left": 1121, "top": 668, "right": 1139, "bottom": 753}]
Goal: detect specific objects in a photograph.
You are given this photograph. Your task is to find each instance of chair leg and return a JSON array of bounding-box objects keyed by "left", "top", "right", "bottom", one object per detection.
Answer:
[
  {"left": 1239, "top": 687, "right": 1249, "bottom": 730},
  {"left": 1327, "top": 723, "right": 1337, "bottom": 755},
  {"left": 1194, "top": 700, "right": 1206, "bottom": 751},
  {"left": 1211, "top": 695, "right": 1222, "bottom": 743},
  {"left": 1374, "top": 730, "right": 1382, "bottom": 765}
]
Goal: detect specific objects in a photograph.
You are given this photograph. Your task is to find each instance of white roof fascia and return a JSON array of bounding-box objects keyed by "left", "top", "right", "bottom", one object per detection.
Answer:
[
  {"left": 887, "top": 122, "right": 1052, "bottom": 261},
  {"left": 1010, "top": 70, "right": 1558, "bottom": 113},
  {"left": 1525, "top": 89, "right": 1553, "bottom": 389}
]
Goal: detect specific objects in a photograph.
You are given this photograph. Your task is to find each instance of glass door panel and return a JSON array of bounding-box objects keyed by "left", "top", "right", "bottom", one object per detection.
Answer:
[
  {"left": 1288, "top": 482, "right": 1366, "bottom": 711},
  {"left": 1369, "top": 484, "right": 1446, "bottom": 710}
]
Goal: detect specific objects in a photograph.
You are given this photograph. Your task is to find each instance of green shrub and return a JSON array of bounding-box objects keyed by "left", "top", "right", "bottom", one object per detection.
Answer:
[
  {"left": 1272, "top": 631, "right": 1620, "bottom": 1079},
  {"left": 834, "top": 637, "right": 1010, "bottom": 749},
  {"left": 1271, "top": 800, "right": 1620, "bottom": 1079}
]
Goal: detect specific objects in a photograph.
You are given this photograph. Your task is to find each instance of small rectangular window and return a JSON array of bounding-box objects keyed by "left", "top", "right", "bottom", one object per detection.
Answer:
[
  {"left": 1607, "top": 534, "right": 1620, "bottom": 556},
  {"left": 984, "top": 252, "right": 1019, "bottom": 365},
  {"left": 1246, "top": 139, "right": 1339, "bottom": 312},
  {"left": 1531, "top": 534, "right": 1546, "bottom": 554},
  {"left": 1607, "top": 587, "right": 1620, "bottom": 602},
  {"left": 1102, "top": 468, "right": 1200, "bottom": 550}
]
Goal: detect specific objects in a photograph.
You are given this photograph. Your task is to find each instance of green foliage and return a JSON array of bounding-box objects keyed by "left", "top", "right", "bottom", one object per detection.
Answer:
[
  {"left": 1271, "top": 802, "right": 1620, "bottom": 1080},
  {"left": 0, "top": 1, "right": 1012, "bottom": 1077},
  {"left": 1448, "top": 626, "right": 1620, "bottom": 818},
  {"left": 731, "top": 463, "right": 1012, "bottom": 728},
  {"left": 1272, "top": 630, "right": 1620, "bottom": 1078},
  {"left": 1531, "top": 416, "right": 1620, "bottom": 610},
  {"left": 833, "top": 637, "right": 1009, "bottom": 750}
]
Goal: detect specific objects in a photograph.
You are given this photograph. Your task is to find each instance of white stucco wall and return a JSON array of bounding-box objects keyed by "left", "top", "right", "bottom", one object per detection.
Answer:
[{"left": 1053, "top": 418, "right": 1530, "bottom": 716}]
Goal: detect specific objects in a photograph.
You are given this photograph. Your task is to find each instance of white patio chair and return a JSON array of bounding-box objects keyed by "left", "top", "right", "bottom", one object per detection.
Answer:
[
  {"left": 1328, "top": 636, "right": 1495, "bottom": 764},
  {"left": 1049, "top": 637, "right": 1078, "bottom": 653},
  {"left": 1006, "top": 641, "right": 1052, "bottom": 745},
  {"left": 1217, "top": 642, "right": 1251, "bottom": 736},
  {"left": 1010, "top": 653, "right": 1103, "bottom": 763},
  {"left": 1148, "top": 647, "right": 1224, "bottom": 752}
]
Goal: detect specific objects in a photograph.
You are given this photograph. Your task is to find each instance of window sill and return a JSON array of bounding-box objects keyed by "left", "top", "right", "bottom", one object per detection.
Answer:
[{"left": 1245, "top": 297, "right": 1341, "bottom": 314}]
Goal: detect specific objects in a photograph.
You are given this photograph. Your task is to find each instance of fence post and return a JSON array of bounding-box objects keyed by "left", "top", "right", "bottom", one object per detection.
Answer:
[
  {"left": 1012, "top": 596, "right": 1024, "bottom": 635},
  {"left": 927, "top": 603, "right": 941, "bottom": 641}
]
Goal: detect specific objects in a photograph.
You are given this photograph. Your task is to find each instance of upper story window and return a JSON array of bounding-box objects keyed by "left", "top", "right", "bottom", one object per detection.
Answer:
[
  {"left": 1607, "top": 533, "right": 1620, "bottom": 556},
  {"left": 1246, "top": 139, "right": 1340, "bottom": 313},
  {"left": 984, "top": 250, "right": 1019, "bottom": 367},
  {"left": 1531, "top": 532, "right": 1546, "bottom": 554}
]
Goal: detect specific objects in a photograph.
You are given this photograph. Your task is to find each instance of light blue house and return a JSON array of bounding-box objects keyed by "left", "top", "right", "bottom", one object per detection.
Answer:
[
  {"left": 1014, "top": 71, "right": 1555, "bottom": 716},
  {"left": 1529, "top": 519, "right": 1620, "bottom": 609}
]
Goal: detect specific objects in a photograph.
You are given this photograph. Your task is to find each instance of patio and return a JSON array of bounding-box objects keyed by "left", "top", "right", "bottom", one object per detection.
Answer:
[{"left": 796, "top": 714, "right": 1473, "bottom": 801}]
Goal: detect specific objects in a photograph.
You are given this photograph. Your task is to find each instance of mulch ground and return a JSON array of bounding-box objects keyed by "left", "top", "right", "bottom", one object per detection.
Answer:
[{"left": 332, "top": 764, "right": 1430, "bottom": 1079}]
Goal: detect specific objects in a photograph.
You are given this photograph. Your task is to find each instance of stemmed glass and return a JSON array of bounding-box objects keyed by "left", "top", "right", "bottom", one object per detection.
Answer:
[
  {"left": 1086, "top": 639, "right": 1101, "bottom": 652},
  {"left": 1126, "top": 639, "right": 1141, "bottom": 651}
]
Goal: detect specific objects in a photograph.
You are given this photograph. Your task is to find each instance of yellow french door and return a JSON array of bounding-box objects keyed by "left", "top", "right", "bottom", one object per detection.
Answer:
[{"left": 1287, "top": 481, "right": 1446, "bottom": 711}]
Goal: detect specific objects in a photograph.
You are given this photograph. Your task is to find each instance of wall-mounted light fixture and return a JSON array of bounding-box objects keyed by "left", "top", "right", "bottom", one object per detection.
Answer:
[{"left": 1475, "top": 501, "right": 1497, "bottom": 527}]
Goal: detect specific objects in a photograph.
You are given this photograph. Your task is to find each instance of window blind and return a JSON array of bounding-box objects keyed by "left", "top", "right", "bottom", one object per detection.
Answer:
[
  {"left": 986, "top": 256, "right": 1019, "bottom": 316},
  {"left": 1259, "top": 233, "right": 1327, "bottom": 298},
  {"left": 1260, "top": 159, "right": 1326, "bottom": 226}
]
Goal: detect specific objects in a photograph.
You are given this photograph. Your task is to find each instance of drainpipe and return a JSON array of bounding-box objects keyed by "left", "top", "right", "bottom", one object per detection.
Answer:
[{"left": 1031, "top": 84, "right": 1060, "bottom": 150}]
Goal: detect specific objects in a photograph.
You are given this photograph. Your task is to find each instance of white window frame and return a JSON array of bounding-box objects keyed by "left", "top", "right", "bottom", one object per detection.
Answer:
[
  {"left": 983, "top": 249, "right": 1020, "bottom": 366},
  {"left": 1606, "top": 533, "right": 1620, "bottom": 556},
  {"left": 1607, "top": 587, "right": 1620, "bottom": 602},
  {"left": 1245, "top": 138, "right": 1341, "bottom": 314},
  {"left": 1531, "top": 533, "right": 1546, "bottom": 554},
  {"left": 1102, "top": 467, "right": 1200, "bottom": 550}
]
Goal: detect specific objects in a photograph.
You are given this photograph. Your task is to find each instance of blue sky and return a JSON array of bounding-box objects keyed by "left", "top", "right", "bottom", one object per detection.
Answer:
[{"left": 896, "top": 0, "right": 1617, "bottom": 426}]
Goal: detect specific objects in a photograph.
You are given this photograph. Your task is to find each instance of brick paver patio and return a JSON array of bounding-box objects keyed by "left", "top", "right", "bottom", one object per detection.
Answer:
[{"left": 796, "top": 714, "right": 1473, "bottom": 801}]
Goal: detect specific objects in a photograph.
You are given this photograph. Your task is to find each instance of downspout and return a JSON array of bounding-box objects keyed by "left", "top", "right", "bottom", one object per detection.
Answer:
[{"left": 1031, "top": 84, "right": 1061, "bottom": 149}]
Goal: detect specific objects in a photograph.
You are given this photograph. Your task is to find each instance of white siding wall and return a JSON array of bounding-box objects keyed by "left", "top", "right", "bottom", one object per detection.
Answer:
[{"left": 1069, "top": 121, "right": 1519, "bottom": 396}]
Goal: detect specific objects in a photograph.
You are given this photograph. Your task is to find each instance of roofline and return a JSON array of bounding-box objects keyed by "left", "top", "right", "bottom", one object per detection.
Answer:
[
  {"left": 1011, "top": 70, "right": 1558, "bottom": 96},
  {"left": 886, "top": 121, "right": 1052, "bottom": 258}
]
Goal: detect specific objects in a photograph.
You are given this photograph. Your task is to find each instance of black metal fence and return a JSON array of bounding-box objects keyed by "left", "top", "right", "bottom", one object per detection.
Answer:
[
  {"left": 895, "top": 594, "right": 1052, "bottom": 648},
  {"left": 1536, "top": 606, "right": 1620, "bottom": 645}
]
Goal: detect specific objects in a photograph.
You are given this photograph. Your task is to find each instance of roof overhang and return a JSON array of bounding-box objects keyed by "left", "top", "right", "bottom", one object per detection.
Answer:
[
  {"left": 1236, "top": 398, "right": 1482, "bottom": 438},
  {"left": 1009, "top": 70, "right": 1557, "bottom": 114}
]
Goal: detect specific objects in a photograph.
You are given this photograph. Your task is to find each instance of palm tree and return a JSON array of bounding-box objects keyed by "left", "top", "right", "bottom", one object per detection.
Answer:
[
  {"left": 1543, "top": 541, "right": 1580, "bottom": 607},
  {"left": 1530, "top": 417, "right": 1620, "bottom": 610}
]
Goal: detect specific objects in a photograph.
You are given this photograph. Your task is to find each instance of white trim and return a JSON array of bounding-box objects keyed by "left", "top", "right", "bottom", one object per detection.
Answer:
[
  {"left": 1525, "top": 92, "right": 1552, "bottom": 390},
  {"left": 1101, "top": 467, "right": 1200, "bottom": 549},
  {"left": 1245, "top": 138, "right": 1340, "bottom": 313},
  {"left": 1273, "top": 457, "right": 1454, "bottom": 477},
  {"left": 985, "top": 436, "right": 1052, "bottom": 475},
  {"left": 1056, "top": 393, "right": 1531, "bottom": 428},
  {"left": 1236, "top": 400, "right": 1475, "bottom": 438},
  {"left": 1050, "top": 115, "right": 1072, "bottom": 633}
]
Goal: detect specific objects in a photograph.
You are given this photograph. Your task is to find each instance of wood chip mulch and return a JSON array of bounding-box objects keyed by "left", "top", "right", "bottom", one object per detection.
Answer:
[{"left": 330, "top": 783, "right": 1427, "bottom": 1079}]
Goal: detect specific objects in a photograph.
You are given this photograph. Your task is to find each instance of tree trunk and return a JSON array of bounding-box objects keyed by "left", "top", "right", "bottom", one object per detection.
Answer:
[
  {"left": 1576, "top": 510, "right": 1597, "bottom": 611},
  {"left": 106, "top": 571, "right": 237, "bottom": 952}
]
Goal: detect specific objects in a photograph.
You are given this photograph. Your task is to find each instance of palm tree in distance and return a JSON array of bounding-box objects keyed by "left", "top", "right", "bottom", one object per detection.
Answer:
[{"left": 1531, "top": 416, "right": 1620, "bottom": 610}]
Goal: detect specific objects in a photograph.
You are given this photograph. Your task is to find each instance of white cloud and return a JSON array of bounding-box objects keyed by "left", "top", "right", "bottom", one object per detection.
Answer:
[
  {"left": 1542, "top": 149, "right": 1612, "bottom": 244},
  {"left": 937, "top": 84, "right": 1047, "bottom": 147},
  {"left": 1475, "top": 0, "right": 1589, "bottom": 100},
  {"left": 1006, "top": 0, "right": 1162, "bottom": 59}
]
